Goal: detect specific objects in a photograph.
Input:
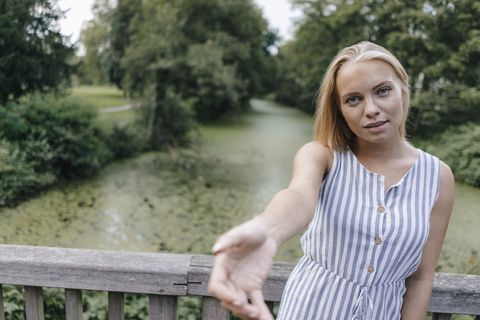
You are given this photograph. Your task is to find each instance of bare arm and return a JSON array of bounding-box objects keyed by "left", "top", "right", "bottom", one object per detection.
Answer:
[
  {"left": 255, "top": 141, "right": 333, "bottom": 247},
  {"left": 401, "top": 161, "right": 455, "bottom": 319},
  {"left": 208, "top": 141, "right": 332, "bottom": 320}
]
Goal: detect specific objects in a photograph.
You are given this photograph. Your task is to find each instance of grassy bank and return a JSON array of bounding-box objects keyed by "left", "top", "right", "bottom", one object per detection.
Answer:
[{"left": 69, "top": 86, "right": 132, "bottom": 109}]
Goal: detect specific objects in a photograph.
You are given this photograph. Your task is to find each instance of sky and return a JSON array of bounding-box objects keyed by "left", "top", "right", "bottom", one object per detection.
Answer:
[{"left": 56, "top": 0, "right": 303, "bottom": 53}]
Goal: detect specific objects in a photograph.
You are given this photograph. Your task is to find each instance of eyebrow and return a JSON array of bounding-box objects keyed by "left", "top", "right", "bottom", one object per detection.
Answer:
[{"left": 340, "top": 81, "right": 394, "bottom": 100}]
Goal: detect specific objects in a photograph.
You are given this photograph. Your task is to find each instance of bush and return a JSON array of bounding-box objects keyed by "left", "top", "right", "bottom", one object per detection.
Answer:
[
  {"left": 425, "top": 123, "right": 480, "bottom": 188},
  {"left": 104, "top": 121, "right": 146, "bottom": 158},
  {"left": 147, "top": 88, "right": 196, "bottom": 150},
  {"left": 0, "top": 93, "right": 106, "bottom": 177},
  {"left": 0, "top": 93, "right": 109, "bottom": 205}
]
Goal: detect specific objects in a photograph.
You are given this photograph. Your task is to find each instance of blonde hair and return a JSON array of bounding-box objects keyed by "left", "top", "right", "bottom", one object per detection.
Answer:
[{"left": 314, "top": 41, "right": 410, "bottom": 150}]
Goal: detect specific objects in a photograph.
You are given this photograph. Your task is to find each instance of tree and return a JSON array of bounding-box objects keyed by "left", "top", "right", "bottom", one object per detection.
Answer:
[
  {"left": 77, "top": 0, "right": 114, "bottom": 85},
  {"left": 0, "top": 0, "right": 75, "bottom": 104},
  {"left": 117, "top": 0, "right": 277, "bottom": 125},
  {"left": 276, "top": 0, "right": 480, "bottom": 136},
  {"left": 101, "top": 0, "right": 142, "bottom": 91}
]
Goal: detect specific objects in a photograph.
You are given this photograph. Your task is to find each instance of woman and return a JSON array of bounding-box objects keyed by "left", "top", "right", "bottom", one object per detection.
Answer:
[{"left": 207, "top": 41, "right": 454, "bottom": 320}]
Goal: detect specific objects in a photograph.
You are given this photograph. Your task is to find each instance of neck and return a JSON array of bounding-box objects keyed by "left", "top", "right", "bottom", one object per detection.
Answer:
[{"left": 352, "top": 134, "right": 409, "bottom": 162}]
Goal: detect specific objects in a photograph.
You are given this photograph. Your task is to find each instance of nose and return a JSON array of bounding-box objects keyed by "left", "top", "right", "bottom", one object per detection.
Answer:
[{"left": 364, "top": 97, "right": 380, "bottom": 118}]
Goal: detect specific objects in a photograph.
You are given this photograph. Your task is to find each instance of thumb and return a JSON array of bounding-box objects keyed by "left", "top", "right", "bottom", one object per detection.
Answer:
[
  {"left": 250, "top": 289, "right": 274, "bottom": 320},
  {"left": 212, "top": 225, "right": 246, "bottom": 254}
]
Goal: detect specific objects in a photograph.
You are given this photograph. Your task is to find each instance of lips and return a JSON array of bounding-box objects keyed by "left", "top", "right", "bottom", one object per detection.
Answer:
[{"left": 364, "top": 121, "right": 388, "bottom": 128}]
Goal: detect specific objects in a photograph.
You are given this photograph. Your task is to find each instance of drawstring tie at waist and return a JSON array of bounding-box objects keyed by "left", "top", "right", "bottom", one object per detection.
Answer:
[{"left": 351, "top": 287, "right": 373, "bottom": 320}]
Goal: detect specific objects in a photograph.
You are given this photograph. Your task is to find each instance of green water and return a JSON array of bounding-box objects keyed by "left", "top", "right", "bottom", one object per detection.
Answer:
[{"left": 0, "top": 99, "right": 479, "bottom": 273}]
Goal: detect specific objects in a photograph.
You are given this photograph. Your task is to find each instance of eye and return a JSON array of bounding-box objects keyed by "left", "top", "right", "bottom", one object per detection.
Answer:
[
  {"left": 377, "top": 87, "right": 391, "bottom": 95},
  {"left": 345, "top": 96, "right": 360, "bottom": 104}
]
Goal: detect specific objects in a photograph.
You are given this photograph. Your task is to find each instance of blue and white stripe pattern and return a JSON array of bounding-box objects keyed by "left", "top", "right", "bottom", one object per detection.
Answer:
[{"left": 277, "top": 149, "right": 440, "bottom": 319}]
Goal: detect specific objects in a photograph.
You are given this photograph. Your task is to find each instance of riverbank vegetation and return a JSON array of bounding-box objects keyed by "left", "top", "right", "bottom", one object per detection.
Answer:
[
  {"left": 0, "top": 92, "right": 146, "bottom": 206},
  {"left": 272, "top": 0, "right": 480, "bottom": 189},
  {"left": 2, "top": 0, "right": 480, "bottom": 205}
]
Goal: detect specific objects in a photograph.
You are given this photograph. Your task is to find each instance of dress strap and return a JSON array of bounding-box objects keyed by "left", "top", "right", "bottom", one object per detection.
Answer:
[{"left": 351, "top": 287, "right": 373, "bottom": 320}]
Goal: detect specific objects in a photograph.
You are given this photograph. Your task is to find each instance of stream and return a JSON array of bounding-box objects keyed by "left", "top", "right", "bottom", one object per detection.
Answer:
[{"left": 0, "top": 99, "right": 478, "bottom": 273}]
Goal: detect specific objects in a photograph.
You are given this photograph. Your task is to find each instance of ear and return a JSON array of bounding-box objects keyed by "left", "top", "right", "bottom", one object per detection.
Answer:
[{"left": 401, "top": 90, "right": 406, "bottom": 103}]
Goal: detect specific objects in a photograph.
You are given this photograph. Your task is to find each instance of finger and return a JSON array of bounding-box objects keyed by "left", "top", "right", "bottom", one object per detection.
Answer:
[
  {"left": 249, "top": 290, "right": 274, "bottom": 320},
  {"left": 208, "top": 254, "right": 246, "bottom": 305},
  {"left": 221, "top": 299, "right": 261, "bottom": 320}
]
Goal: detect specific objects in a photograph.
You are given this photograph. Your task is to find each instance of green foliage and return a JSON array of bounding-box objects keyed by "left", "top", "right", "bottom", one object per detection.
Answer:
[
  {"left": 2, "top": 286, "right": 25, "bottom": 320},
  {"left": 147, "top": 87, "right": 196, "bottom": 150},
  {"left": 0, "top": 93, "right": 106, "bottom": 205},
  {"left": 0, "top": 89, "right": 148, "bottom": 206},
  {"left": 77, "top": 0, "right": 114, "bottom": 85},
  {"left": 82, "top": 0, "right": 277, "bottom": 122},
  {"left": 101, "top": 0, "right": 142, "bottom": 90},
  {"left": 178, "top": 296, "right": 202, "bottom": 320},
  {"left": 77, "top": 0, "right": 278, "bottom": 146},
  {"left": 425, "top": 123, "right": 480, "bottom": 187},
  {"left": 186, "top": 40, "right": 246, "bottom": 122},
  {"left": 276, "top": 0, "right": 480, "bottom": 135},
  {"left": 105, "top": 121, "right": 146, "bottom": 158},
  {"left": 0, "top": 0, "right": 75, "bottom": 104},
  {"left": 0, "top": 93, "right": 105, "bottom": 177}
]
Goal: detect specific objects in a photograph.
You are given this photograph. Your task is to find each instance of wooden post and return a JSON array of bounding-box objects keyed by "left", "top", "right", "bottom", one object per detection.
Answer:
[
  {"left": 149, "top": 295, "right": 177, "bottom": 320},
  {"left": 0, "top": 284, "right": 5, "bottom": 320},
  {"left": 25, "top": 286, "right": 44, "bottom": 320},
  {"left": 432, "top": 313, "right": 452, "bottom": 320},
  {"left": 65, "top": 289, "right": 83, "bottom": 320},
  {"left": 108, "top": 292, "right": 124, "bottom": 320},
  {"left": 202, "top": 296, "right": 228, "bottom": 320}
]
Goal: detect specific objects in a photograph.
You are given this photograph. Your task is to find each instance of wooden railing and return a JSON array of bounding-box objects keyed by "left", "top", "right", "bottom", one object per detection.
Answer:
[{"left": 0, "top": 244, "right": 479, "bottom": 320}]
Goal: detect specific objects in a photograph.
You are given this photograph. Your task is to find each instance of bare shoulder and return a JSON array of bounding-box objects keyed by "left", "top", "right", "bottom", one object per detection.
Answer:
[
  {"left": 433, "top": 160, "right": 455, "bottom": 219},
  {"left": 289, "top": 142, "right": 334, "bottom": 190},
  {"left": 294, "top": 141, "right": 334, "bottom": 171}
]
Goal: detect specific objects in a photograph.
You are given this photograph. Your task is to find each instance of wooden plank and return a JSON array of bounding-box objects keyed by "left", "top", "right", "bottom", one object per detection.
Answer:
[
  {"left": 149, "top": 295, "right": 177, "bottom": 320},
  {"left": 432, "top": 313, "right": 452, "bottom": 320},
  {"left": 25, "top": 286, "right": 44, "bottom": 320},
  {"left": 65, "top": 289, "right": 82, "bottom": 320},
  {"left": 0, "top": 284, "right": 5, "bottom": 320},
  {"left": 202, "top": 296, "right": 228, "bottom": 320},
  {"left": 428, "top": 273, "right": 480, "bottom": 315},
  {"left": 0, "top": 245, "right": 190, "bottom": 295},
  {"left": 108, "top": 292, "right": 124, "bottom": 320},
  {"left": 187, "top": 255, "right": 296, "bottom": 301}
]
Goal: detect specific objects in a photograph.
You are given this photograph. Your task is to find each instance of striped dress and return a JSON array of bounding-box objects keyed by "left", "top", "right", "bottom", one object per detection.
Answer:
[{"left": 277, "top": 148, "right": 440, "bottom": 320}]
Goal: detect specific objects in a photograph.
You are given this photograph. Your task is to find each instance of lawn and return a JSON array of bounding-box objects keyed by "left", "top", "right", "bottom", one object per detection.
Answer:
[{"left": 70, "top": 85, "right": 132, "bottom": 109}]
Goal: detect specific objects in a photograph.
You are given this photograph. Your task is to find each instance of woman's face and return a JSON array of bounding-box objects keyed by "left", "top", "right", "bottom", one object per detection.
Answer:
[{"left": 336, "top": 59, "right": 405, "bottom": 146}]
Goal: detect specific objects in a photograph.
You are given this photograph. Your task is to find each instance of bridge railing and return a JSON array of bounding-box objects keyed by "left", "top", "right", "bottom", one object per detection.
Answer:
[{"left": 0, "top": 244, "right": 479, "bottom": 320}]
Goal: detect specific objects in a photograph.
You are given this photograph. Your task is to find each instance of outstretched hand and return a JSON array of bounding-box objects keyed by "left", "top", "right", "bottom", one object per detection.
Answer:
[{"left": 208, "top": 220, "right": 277, "bottom": 320}]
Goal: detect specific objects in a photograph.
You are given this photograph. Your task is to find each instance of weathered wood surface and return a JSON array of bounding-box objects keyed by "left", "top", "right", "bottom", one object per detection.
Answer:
[
  {"left": 65, "top": 289, "right": 83, "bottom": 320},
  {"left": 0, "top": 285, "right": 5, "bottom": 320},
  {"left": 148, "top": 295, "right": 177, "bottom": 320},
  {"left": 0, "top": 245, "right": 191, "bottom": 295},
  {"left": 108, "top": 292, "right": 124, "bottom": 320},
  {"left": 25, "top": 286, "right": 44, "bottom": 320},
  {"left": 187, "top": 255, "right": 296, "bottom": 301},
  {"left": 1, "top": 246, "right": 480, "bottom": 317},
  {"left": 429, "top": 273, "right": 480, "bottom": 315},
  {"left": 202, "top": 296, "right": 228, "bottom": 320}
]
